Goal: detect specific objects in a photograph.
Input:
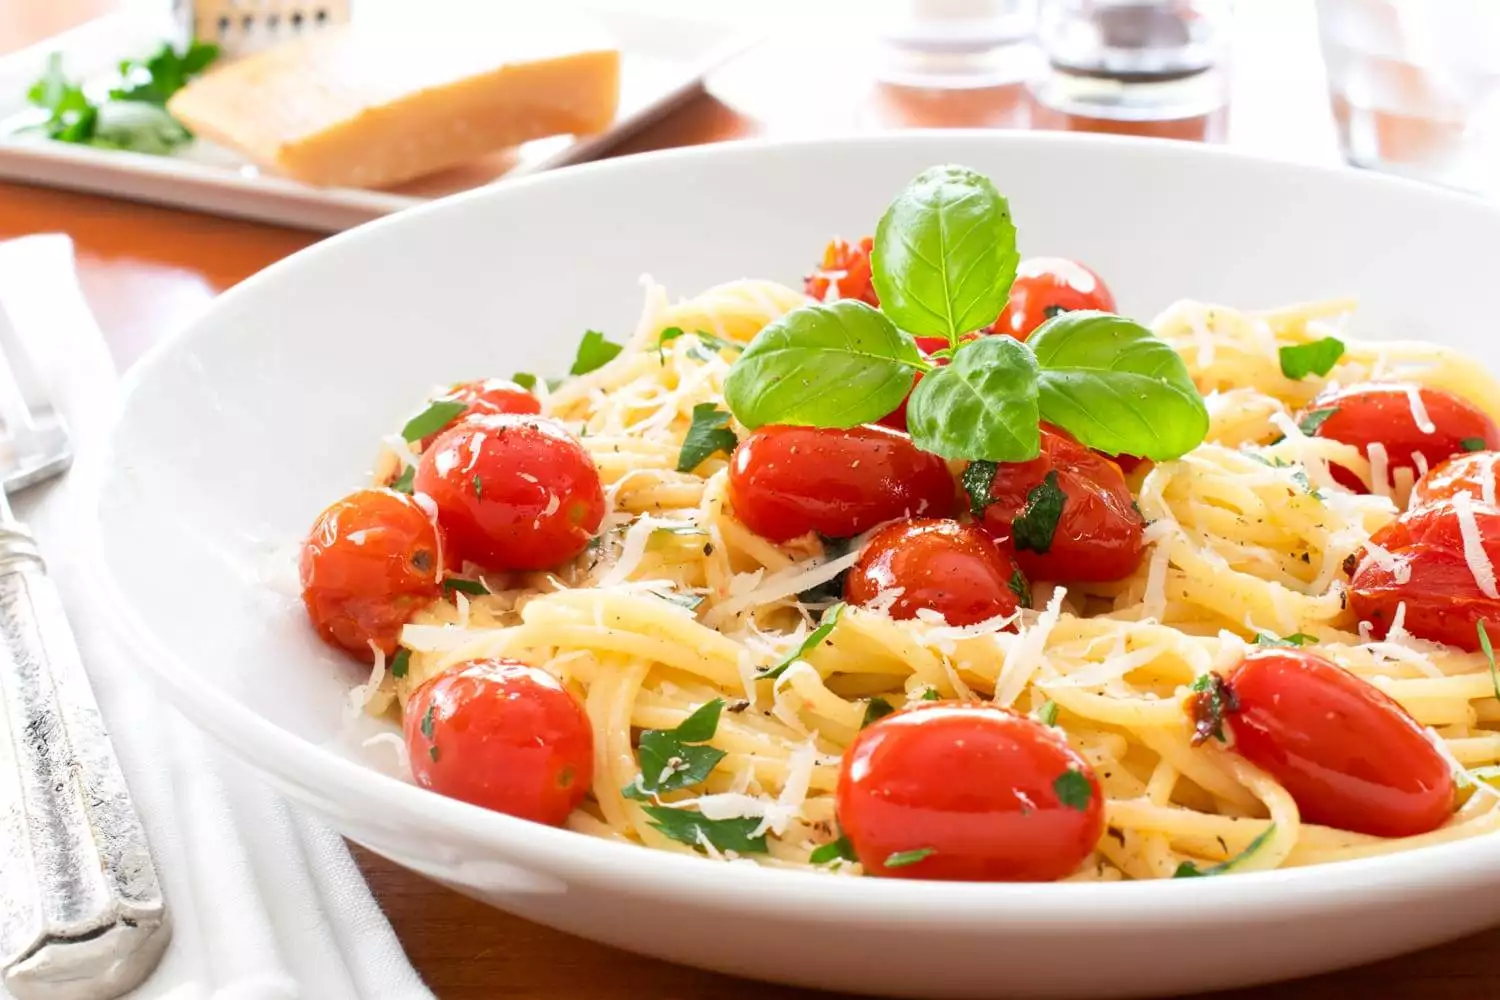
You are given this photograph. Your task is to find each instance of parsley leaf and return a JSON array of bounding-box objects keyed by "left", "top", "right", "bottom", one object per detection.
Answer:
[
  {"left": 1253, "top": 632, "right": 1314, "bottom": 648},
  {"left": 759, "top": 603, "right": 845, "bottom": 680},
  {"left": 642, "top": 805, "right": 768, "bottom": 855},
  {"left": 1008, "top": 568, "right": 1032, "bottom": 607},
  {"left": 676, "top": 403, "right": 738, "bottom": 473},
  {"left": 962, "top": 460, "right": 997, "bottom": 517},
  {"left": 419, "top": 704, "right": 436, "bottom": 741},
  {"left": 810, "top": 834, "right": 858, "bottom": 865},
  {"left": 1187, "top": 672, "right": 1239, "bottom": 745},
  {"left": 1297, "top": 407, "right": 1338, "bottom": 436},
  {"left": 1037, "top": 699, "right": 1059, "bottom": 726},
  {"left": 442, "top": 577, "right": 488, "bottom": 596},
  {"left": 1278, "top": 337, "right": 1345, "bottom": 380},
  {"left": 401, "top": 399, "right": 467, "bottom": 442},
  {"left": 1479, "top": 620, "right": 1499, "bottom": 704},
  {"left": 1012, "top": 471, "right": 1067, "bottom": 554},
  {"left": 884, "top": 847, "right": 936, "bottom": 868},
  {"left": 390, "top": 648, "right": 411, "bottom": 679},
  {"left": 1052, "top": 770, "right": 1092, "bottom": 811},
  {"left": 570, "top": 330, "right": 623, "bottom": 375},
  {"left": 861, "top": 697, "right": 895, "bottom": 728},
  {"left": 1174, "top": 824, "right": 1277, "bottom": 877},
  {"left": 632, "top": 699, "right": 727, "bottom": 798},
  {"left": 109, "top": 40, "right": 219, "bottom": 105},
  {"left": 1463, "top": 437, "right": 1487, "bottom": 452},
  {"left": 390, "top": 466, "right": 415, "bottom": 494}
]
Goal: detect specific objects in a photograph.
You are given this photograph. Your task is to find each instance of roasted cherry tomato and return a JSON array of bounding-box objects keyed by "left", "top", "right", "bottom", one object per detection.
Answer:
[
  {"left": 994, "top": 258, "right": 1116, "bottom": 341},
  {"left": 405, "top": 658, "right": 593, "bottom": 826},
  {"left": 300, "top": 488, "right": 442, "bottom": 658},
  {"left": 1222, "top": 649, "right": 1454, "bottom": 838},
  {"left": 845, "top": 519, "right": 1025, "bottom": 626},
  {"left": 804, "top": 236, "right": 878, "bottom": 306},
  {"left": 978, "top": 425, "right": 1144, "bottom": 582},
  {"left": 1348, "top": 497, "right": 1500, "bottom": 650},
  {"left": 837, "top": 704, "right": 1104, "bottom": 881},
  {"left": 728, "top": 424, "right": 956, "bottom": 542},
  {"left": 414, "top": 415, "right": 605, "bottom": 571},
  {"left": 1297, "top": 383, "right": 1500, "bottom": 495},
  {"left": 1411, "top": 450, "right": 1500, "bottom": 509},
  {"left": 418, "top": 378, "right": 541, "bottom": 448}
]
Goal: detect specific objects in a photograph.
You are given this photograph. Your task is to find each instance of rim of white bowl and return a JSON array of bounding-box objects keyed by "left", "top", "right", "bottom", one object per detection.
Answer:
[{"left": 92, "top": 131, "right": 1500, "bottom": 924}]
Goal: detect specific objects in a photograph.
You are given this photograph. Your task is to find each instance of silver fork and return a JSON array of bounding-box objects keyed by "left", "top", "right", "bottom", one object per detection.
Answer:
[{"left": 0, "top": 304, "right": 169, "bottom": 1000}]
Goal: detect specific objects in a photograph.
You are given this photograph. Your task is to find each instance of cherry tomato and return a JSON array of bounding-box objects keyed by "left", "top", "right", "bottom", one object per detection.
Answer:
[
  {"left": 1411, "top": 450, "right": 1500, "bottom": 509},
  {"left": 994, "top": 258, "right": 1116, "bottom": 341},
  {"left": 418, "top": 378, "right": 541, "bottom": 448},
  {"left": 978, "top": 425, "right": 1144, "bottom": 582},
  {"left": 1297, "top": 383, "right": 1500, "bottom": 494},
  {"left": 837, "top": 704, "right": 1104, "bottom": 881},
  {"left": 414, "top": 415, "right": 605, "bottom": 571},
  {"left": 1348, "top": 498, "right": 1500, "bottom": 650},
  {"left": 405, "top": 658, "right": 594, "bottom": 826},
  {"left": 728, "top": 425, "right": 956, "bottom": 542},
  {"left": 845, "top": 519, "right": 1025, "bottom": 626},
  {"left": 300, "top": 488, "right": 442, "bottom": 658},
  {"left": 1223, "top": 649, "right": 1454, "bottom": 838},
  {"left": 804, "top": 236, "right": 878, "bottom": 306}
]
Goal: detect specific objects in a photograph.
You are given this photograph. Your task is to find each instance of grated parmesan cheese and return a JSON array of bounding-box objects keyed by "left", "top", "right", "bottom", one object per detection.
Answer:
[
  {"left": 1452, "top": 490, "right": 1499, "bottom": 598},
  {"left": 346, "top": 642, "right": 387, "bottom": 720},
  {"left": 704, "top": 545, "right": 866, "bottom": 625},
  {"left": 1412, "top": 450, "right": 1430, "bottom": 479},
  {"left": 1360, "top": 540, "right": 1412, "bottom": 585},
  {"left": 1367, "top": 442, "right": 1393, "bottom": 499},
  {"left": 1405, "top": 386, "right": 1437, "bottom": 434},
  {"left": 994, "top": 588, "right": 1066, "bottom": 707}
]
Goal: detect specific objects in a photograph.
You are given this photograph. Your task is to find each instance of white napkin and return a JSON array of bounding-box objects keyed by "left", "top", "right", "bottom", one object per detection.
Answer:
[{"left": 0, "top": 235, "right": 433, "bottom": 1000}]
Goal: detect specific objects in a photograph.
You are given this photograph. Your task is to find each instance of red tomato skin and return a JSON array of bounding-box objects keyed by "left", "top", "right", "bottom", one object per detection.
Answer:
[
  {"left": 980, "top": 426, "right": 1144, "bottom": 582},
  {"left": 837, "top": 704, "right": 1104, "bottom": 881},
  {"left": 405, "top": 658, "right": 594, "bottom": 826},
  {"left": 419, "top": 378, "right": 541, "bottom": 448},
  {"left": 1348, "top": 498, "right": 1500, "bottom": 651},
  {"left": 1225, "top": 649, "right": 1454, "bottom": 838},
  {"left": 728, "top": 425, "right": 956, "bottom": 542},
  {"left": 1411, "top": 450, "right": 1500, "bottom": 508},
  {"left": 995, "top": 258, "right": 1116, "bottom": 341},
  {"left": 414, "top": 415, "right": 605, "bottom": 572},
  {"left": 804, "top": 236, "right": 878, "bottom": 306},
  {"left": 1299, "top": 383, "right": 1500, "bottom": 494},
  {"left": 300, "top": 488, "right": 442, "bottom": 658},
  {"left": 845, "top": 519, "right": 1024, "bottom": 626}
]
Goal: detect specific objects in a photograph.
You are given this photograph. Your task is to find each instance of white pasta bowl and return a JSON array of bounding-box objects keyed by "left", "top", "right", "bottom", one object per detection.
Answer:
[{"left": 93, "top": 133, "right": 1500, "bottom": 998}]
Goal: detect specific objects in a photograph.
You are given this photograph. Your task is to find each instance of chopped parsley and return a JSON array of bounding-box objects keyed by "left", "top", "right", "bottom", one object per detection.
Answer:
[
  {"left": 676, "top": 403, "right": 738, "bottom": 473},
  {"left": 883, "top": 847, "right": 935, "bottom": 868},
  {"left": 861, "top": 697, "right": 895, "bottom": 728},
  {"left": 1052, "top": 770, "right": 1092, "bottom": 811},
  {"left": 512, "top": 372, "right": 538, "bottom": 391},
  {"left": 625, "top": 699, "right": 726, "bottom": 799},
  {"left": 1463, "top": 437, "right": 1488, "bottom": 452},
  {"left": 419, "top": 704, "right": 436, "bottom": 741},
  {"left": 390, "top": 466, "right": 415, "bottom": 494},
  {"left": 1012, "top": 471, "right": 1067, "bottom": 555},
  {"left": 1174, "top": 823, "right": 1277, "bottom": 877},
  {"left": 569, "top": 329, "right": 623, "bottom": 375},
  {"left": 1186, "top": 672, "right": 1239, "bottom": 745},
  {"left": 961, "top": 460, "right": 997, "bottom": 516},
  {"left": 1297, "top": 406, "right": 1338, "bottom": 436},
  {"left": 1037, "top": 699, "right": 1059, "bottom": 726},
  {"left": 759, "top": 603, "right": 844, "bottom": 680},
  {"left": 651, "top": 590, "right": 706, "bottom": 612},
  {"left": 810, "top": 834, "right": 858, "bottom": 866},
  {"left": 390, "top": 648, "right": 411, "bottom": 680},
  {"left": 401, "top": 398, "right": 467, "bottom": 442},
  {"left": 642, "top": 806, "right": 768, "bottom": 855},
  {"left": 920, "top": 688, "right": 941, "bottom": 701},
  {"left": 471, "top": 474, "right": 483, "bottom": 498},
  {"left": 442, "top": 577, "right": 489, "bottom": 596},
  {"left": 1253, "top": 632, "right": 1314, "bottom": 648},
  {"left": 1278, "top": 337, "right": 1345, "bottom": 380},
  {"left": 1008, "top": 568, "right": 1032, "bottom": 607}
]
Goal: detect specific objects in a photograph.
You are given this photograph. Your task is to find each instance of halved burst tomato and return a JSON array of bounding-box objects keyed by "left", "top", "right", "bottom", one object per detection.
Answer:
[{"left": 804, "top": 237, "right": 878, "bottom": 306}]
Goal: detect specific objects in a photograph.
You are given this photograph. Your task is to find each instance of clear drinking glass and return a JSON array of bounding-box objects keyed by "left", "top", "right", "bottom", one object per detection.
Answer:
[
  {"left": 1030, "top": 0, "right": 1232, "bottom": 121},
  {"left": 1316, "top": 0, "right": 1500, "bottom": 197},
  {"left": 875, "top": 0, "right": 1041, "bottom": 88}
]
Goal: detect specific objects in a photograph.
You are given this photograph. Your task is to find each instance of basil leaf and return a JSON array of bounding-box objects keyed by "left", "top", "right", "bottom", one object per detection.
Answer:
[
  {"left": 884, "top": 847, "right": 935, "bottom": 868},
  {"left": 390, "top": 466, "right": 415, "bottom": 494},
  {"left": 810, "top": 834, "right": 858, "bottom": 865},
  {"left": 1027, "top": 311, "right": 1208, "bottom": 460},
  {"left": 760, "top": 603, "right": 845, "bottom": 680},
  {"left": 677, "top": 403, "right": 738, "bottom": 473},
  {"left": 1463, "top": 437, "right": 1487, "bottom": 452},
  {"left": 1174, "top": 824, "right": 1277, "bottom": 878},
  {"left": 442, "top": 577, "right": 488, "bottom": 596},
  {"left": 1012, "top": 471, "right": 1066, "bottom": 554},
  {"left": 634, "top": 699, "right": 727, "bottom": 797},
  {"left": 570, "top": 329, "right": 623, "bottom": 375},
  {"left": 861, "top": 697, "right": 895, "bottom": 728},
  {"left": 390, "top": 648, "right": 410, "bottom": 679},
  {"left": 962, "top": 460, "right": 997, "bottom": 517},
  {"left": 1008, "top": 568, "right": 1032, "bottom": 607},
  {"left": 402, "top": 399, "right": 467, "bottom": 442},
  {"left": 871, "top": 164, "right": 1018, "bottom": 341},
  {"left": 724, "top": 300, "right": 921, "bottom": 429},
  {"left": 1187, "top": 672, "right": 1238, "bottom": 745},
  {"left": 1252, "top": 632, "right": 1314, "bottom": 648},
  {"left": 1278, "top": 336, "right": 1345, "bottom": 380},
  {"left": 643, "top": 806, "right": 768, "bottom": 855},
  {"left": 1298, "top": 406, "right": 1337, "bottom": 436},
  {"left": 1037, "top": 699, "right": 1059, "bottom": 726},
  {"left": 1052, "top": 770, "right": 1092, "bottom": 811},
  {"left": 906, "top": 335, "right": 1040, "bottom": 462}
]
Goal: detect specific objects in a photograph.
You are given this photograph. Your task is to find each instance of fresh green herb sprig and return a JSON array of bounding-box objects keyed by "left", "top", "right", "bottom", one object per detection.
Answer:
[
  {"left": 1174, "top": 824, "right": 1277, "bottom": 877},
  {"left": 722, "top": 165, "right": 1209, "bottom": 464},
  {"left": 624, "top": 699, "right": 727, "bottom": 800}
]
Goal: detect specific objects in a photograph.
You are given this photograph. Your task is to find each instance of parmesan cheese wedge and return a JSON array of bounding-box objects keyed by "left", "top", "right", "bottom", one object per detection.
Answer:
[{"left": 167, "top": 18, "right": 621, "bottom": 188}]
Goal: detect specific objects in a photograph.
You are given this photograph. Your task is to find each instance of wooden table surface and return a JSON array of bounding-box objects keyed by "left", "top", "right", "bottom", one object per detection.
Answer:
[{"left": 1, "top": 2, "right": 1491, "bottom": 997}]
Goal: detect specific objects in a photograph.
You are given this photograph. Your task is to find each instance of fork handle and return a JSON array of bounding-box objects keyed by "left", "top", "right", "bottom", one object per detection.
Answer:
[{"left": 0, "top": 524, "right": 170, "bottom": 1000}]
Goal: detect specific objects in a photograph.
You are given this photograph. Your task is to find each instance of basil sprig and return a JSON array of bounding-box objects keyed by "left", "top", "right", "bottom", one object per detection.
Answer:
[{"left": 721, "top": 165, "right": 1209, "bottom": 463}]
